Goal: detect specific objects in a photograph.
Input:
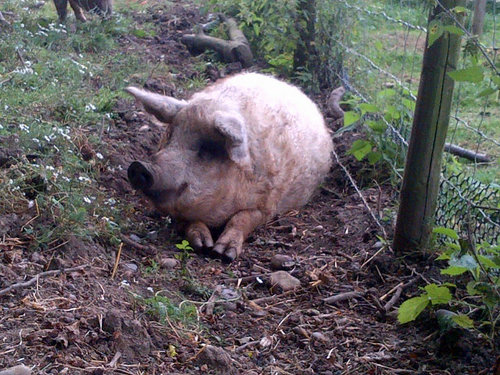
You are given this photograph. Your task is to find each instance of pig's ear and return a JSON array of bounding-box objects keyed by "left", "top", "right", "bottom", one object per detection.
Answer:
[
  {"left": 214, "top": 111, "right": 250, "bottom": 167},
  {"left": 125, "top": 87, "right": 187, "bottom": 123}
]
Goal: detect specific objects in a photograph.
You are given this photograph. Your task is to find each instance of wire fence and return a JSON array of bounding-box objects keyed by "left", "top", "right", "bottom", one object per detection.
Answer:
[{"left": 334, "top": 0, "right": 499, "bottom": 245}]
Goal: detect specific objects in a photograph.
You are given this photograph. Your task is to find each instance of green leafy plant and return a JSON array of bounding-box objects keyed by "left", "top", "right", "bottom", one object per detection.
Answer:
[
  {"left": 398, "top": 226, "right": 500, "bottom": 343},
  {"left": 143, "top": 295, "right": 199, "bottom": 329}
]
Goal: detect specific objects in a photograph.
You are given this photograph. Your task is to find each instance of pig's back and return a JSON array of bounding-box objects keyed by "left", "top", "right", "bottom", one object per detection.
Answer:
[{"left": 194, "top": 73, "right": 333, "bottom": 214}]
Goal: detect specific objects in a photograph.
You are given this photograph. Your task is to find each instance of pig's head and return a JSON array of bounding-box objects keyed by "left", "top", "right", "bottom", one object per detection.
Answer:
[{"left": 125, "top": 87, "right": 254, "bottom": 227}]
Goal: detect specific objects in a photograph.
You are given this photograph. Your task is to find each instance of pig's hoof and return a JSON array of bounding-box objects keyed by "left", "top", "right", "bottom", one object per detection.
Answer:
[
  {"left": 213, "top": 233, "right": 243, "bottom": 262},
  {"left": 186, "top": 222, "right": 214, "bottom": 250}
]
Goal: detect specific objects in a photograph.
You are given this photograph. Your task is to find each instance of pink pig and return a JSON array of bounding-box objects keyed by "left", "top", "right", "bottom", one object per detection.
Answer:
[{"left": 126, "top": 73, "right": 333, "bottom": 261}]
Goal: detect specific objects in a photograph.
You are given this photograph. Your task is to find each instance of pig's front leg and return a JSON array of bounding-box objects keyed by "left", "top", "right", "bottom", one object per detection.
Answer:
[
  {"left": 214, "top": 210, "right": 264, "bottom": 261},
  {"left": 185, "top": 221, "right": 214, "bottom": 249}
]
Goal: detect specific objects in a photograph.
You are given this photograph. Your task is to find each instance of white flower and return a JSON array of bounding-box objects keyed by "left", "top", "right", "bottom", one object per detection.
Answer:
[
  {"left": 83, "top": 197, "right": 91, "bottom": 204},
  {"left": 96, "top": 152, "right": 103, "bottom": 159},
  {"left": 19, "top": 124, "right": 29, "bottom": 132}
]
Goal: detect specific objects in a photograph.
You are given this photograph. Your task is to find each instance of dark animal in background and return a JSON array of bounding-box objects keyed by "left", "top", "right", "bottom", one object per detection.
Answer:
[
  {"left": 126, "top": 73, "right": 333, "bottom": 261},
  {"left": 53, "top": 0, "right": 112, "bottom": 22}
]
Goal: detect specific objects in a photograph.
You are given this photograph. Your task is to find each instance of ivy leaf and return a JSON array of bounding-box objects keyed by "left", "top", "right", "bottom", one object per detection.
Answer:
[
  {"left": 344, "top": 111, "right": 360, "bottom": 127},
  {"left": 433, "top": 226, "right": 459, "bottom": 240},
  {"left": 398, "top": 295, "right": 429, "bottom": 324},
  {"left": 448, "top": 66, "right": 484, "bottom": 83},
  {"left": 452, "top": 314, "right": 474, "bottom": 329},
  {"left": 443, "top": 25, "right": 464, "bottom": 36},
  {"left": 492, "top": 75, "right": 500, "bottom": 86},
  {"left": 428, "top": 19, "right": 444, "bottom": 47},
  {"left": 441, "top": 266, "right": 468, "bottom": 275},
  {"left": 424, "top": 284, "right": 452, "bottom": 305}
]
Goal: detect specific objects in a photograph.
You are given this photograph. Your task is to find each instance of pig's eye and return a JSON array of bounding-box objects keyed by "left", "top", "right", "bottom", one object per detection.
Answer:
[{"left": 197, "top": 139, "right": 227, "bottom": 161}]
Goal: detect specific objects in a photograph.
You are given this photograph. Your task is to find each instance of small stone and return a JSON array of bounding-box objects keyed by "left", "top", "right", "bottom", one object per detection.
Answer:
[
  {"left": 122, "top": 263, "right": 138, "bottom": 273},
  {"left": 373, "top": 241, "right": 383, "bottom": 248},
  {"left": 0, "top": 365, "right": 31, "bottom": 375},
  {"left": 197, "top": 345, "right": 232, "bottom": 372},
  {"left": 270, "top": 271, "right": 300, "bottom": 292},
  {"left": 311, "top": 332, "right": 329, "bottom": 343},
  {"left": 129, "top": 234, "right": 142, "bottom": 243},
  {"left": 159, "top": 257, "right": 180, "bottom": 269},
  {"left": 293, "top": 326, "right": 310, "bottom": 338},
  {"left": 146, "top": 231, "right": 158, "bottom": 240},
  {"left": 270, "top": 254, "right": 295, "bottom": 270}
]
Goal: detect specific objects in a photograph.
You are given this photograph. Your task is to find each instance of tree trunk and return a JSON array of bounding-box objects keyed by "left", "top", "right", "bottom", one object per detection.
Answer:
[
  {"left": 393, "top": 0, "right": 465, "bottom": 253},
  {"left": 472, "top": 0, "right": 487, "bottom": 36},
  {"left": 293, "top": 0, "right": 317, "bottom": 82}
]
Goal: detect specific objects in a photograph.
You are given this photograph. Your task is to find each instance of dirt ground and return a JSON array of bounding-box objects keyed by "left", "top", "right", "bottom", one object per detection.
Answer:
[{"left": 0, "top": 3, "right": 497, "bottom": 375}]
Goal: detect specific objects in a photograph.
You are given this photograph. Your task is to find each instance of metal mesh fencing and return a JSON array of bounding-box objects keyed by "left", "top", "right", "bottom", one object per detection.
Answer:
[{"left": 331, "top": 0, "right": 499, "bottom": 244}]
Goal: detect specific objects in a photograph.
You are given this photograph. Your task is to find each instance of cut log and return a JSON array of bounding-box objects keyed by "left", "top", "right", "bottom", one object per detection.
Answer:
[
  {"left": 444, "top": 143, "right": 491, "bottom": 163},
  {"left": 181, "top": 15, "right": 253, "bottom": 68},
  {"left": 327, "top": 86, "right": 346, "bottom": 122}
]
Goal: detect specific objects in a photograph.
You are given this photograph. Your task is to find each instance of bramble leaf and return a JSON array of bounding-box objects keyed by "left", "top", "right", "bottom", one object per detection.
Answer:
[
  {"left": 398, "top": 295, "right": 429, "bottom": 324},
  {"left": 344, "top": 111, "right": 360, "bottom": 127},
  {"left": 433, "top": 226, "right": 459, "bottom": 240},
  {"left": 452, "top": 314, "right": 474, "bottom": 329},
  {"left": 448, "top": 66, "right": 484, "bottom": 83},
  {"left": 441, "top": 266, "right": 468, "bottom": 275},
  {"left": 428, "top": 20, "right": 443, "bottom": 47},
  {"left": 424, "top": 284, "right": 452, "bottom": 305}
]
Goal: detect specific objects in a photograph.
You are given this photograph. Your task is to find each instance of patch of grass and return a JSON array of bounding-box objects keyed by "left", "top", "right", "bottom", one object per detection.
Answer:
[
  {"left": 143, "top": 295, "right": 199, "bottom": 330},
  {"left": 0, "top": 0, "right": 169, "bottom": 249}
]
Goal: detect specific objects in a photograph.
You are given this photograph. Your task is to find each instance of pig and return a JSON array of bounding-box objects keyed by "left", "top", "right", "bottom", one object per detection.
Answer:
[
  {"left": 53, "top": 0, "right": 112, "bottom": 22},
  {"left": 126, "top": 73, "right": 333, "bottom": 261}
]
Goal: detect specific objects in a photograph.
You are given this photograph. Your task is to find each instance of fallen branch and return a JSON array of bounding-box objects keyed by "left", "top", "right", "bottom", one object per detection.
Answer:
[
  {"left": 120, "top": 234, "right": 157, "bottom": 255},
  {"left": 0, "top": 264, "right": 90, "bottom": 297},
  {"left": 444, "top": 143, "right": 491, "bottom": 163},
  {"left": 181, "top": 14, "right": 253, "bottom": 68},
  {"left": 323, "top": 291, "right": 364, "bottom": 304}
]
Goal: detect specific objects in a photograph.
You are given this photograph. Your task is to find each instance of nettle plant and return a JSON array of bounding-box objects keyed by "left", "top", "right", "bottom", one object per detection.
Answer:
[
  {"left": 340, "top": 88, "right": 415, "bottom": 170},
  {"left": 398, "top": 227, "right": 500, "bottom": 342}
]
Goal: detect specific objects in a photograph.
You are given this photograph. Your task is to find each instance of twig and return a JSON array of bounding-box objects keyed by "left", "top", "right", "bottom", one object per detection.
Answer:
[
  {"left": 323, "top": 291, "right": 364, "bottom": 304},
  {"left": 200, "top": 285, "right": 222, "bottom": 316},
  {"left": 107, "top": 351, "right": 122, "bottom": 367},
  {"left": 111, "top": 242, "right": 123, "bottom": 279},
  {"left": 120, "top": 234, "right": 157, "bottom": 255},
  {"left": 0, "top": 265, "right": 89, "bottom": 296}
]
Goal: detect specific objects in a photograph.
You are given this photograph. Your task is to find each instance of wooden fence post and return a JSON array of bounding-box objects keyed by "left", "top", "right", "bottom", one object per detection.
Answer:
[
  {"left": 472, "top": 0, "right": 487, "bottom": 36},
  {"left": 393, "top": 0, "right": 465, "bottom": 253}
]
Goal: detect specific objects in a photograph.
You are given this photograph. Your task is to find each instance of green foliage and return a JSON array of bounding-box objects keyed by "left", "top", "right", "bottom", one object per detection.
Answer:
[
  {"left": 0, "top": 0, "right": 167, "bottom": 250},
  {"left": 205, "top": 0, "right": 298, "bottom": 76},
  {"left": 143, "top": 295, "right": 198, "bottom": 329},
  {"left": 398, "top": 227, "right": 499, "bottom": 343}
]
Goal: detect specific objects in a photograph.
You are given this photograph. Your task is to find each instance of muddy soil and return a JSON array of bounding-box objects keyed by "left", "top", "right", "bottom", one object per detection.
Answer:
[{"left": 0, "top": 3, "right": 497, "bottom": 375}]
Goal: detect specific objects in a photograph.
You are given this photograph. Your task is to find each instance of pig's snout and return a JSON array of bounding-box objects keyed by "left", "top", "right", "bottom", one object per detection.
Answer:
[{"left": 128, "top": 161, "right": 154, "bottom": 191}]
